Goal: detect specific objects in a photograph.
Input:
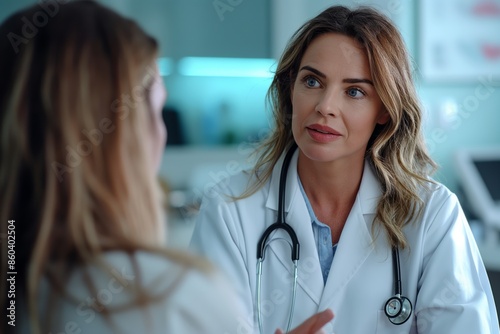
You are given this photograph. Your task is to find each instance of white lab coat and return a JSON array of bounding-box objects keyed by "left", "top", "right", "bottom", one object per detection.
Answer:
[{"left": 190, "top": 149, "right": 499, "bottom": 334}]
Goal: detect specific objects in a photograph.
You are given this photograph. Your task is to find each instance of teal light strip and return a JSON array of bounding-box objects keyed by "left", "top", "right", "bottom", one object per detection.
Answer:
[
  {"left": 157, "top": 57, "right": 174, "bottom": 76},
  {"left": 177, "top": 57, "right": 277, "bottom": 78}
]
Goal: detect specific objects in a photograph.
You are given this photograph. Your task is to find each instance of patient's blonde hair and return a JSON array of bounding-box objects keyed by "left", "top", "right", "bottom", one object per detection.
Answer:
[{"left": 0, "top": 1, "right": 207, "bottom": 333}]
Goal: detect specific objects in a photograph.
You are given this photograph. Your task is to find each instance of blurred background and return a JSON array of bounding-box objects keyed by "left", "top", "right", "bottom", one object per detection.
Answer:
[{"left": 2, "top": 0, "right": 499, "bottom": 310}]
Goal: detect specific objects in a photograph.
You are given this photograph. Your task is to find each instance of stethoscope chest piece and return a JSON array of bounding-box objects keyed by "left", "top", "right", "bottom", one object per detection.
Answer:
[
  {"left": 383, "top": 247, "right": 413, "bottom": 325},
  {"left": 384, "top": 295, "right": 412, "bottom": 325}
]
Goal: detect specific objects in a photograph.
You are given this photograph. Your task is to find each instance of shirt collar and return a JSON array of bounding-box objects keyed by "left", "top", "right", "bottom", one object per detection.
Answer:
[{"left": 266, "top": 151, "right": 383, "bottom": 216}]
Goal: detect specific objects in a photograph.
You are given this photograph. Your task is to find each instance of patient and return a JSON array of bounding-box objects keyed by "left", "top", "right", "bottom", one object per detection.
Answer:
[{"left": 0, "top": 1, "right": 332, "bottom": 333}]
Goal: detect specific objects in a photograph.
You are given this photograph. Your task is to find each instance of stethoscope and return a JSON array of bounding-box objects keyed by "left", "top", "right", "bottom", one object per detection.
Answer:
[{"left": 255, "top": 143, "right": 413, "bottom": 333}]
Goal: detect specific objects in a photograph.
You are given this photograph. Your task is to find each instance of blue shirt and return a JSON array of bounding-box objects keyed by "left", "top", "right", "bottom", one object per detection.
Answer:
[{"left": 298, "top": 177, "right": 338, "bottom": 285}]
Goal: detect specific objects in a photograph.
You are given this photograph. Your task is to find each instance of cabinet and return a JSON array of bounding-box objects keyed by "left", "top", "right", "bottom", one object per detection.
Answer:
[
  {"left": 100, "top": 0, "right": 271, "bottom": 59},
  {"left": 169, "top": 0, "right": 271, "bottom": 58}
]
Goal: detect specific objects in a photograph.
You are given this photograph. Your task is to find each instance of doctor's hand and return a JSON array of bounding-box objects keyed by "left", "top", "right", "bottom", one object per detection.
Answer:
[{"left": 274, "top": 309, "right": 334, "bottom": 334}]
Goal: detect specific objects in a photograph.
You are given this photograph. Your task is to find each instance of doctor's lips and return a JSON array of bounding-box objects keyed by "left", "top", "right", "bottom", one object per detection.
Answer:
[{"left": 306, "top": 124, "right": 341, "bottom": 142}]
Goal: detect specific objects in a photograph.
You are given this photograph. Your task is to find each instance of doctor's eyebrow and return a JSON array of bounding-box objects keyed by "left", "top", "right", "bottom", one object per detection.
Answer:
[
  {"left": 299, "top": 65, "right": 327, "bottom": 79},
  {"left": 298, "top": 65, "right": 374, "bottom": 86},
  {"left": 343, "top": 78, "right": 374, "bottom": 86}
]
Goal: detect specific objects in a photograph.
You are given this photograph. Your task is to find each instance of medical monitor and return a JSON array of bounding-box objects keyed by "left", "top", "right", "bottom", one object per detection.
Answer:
[{"left": 455, "top": 147, "right": 500, "bottom": 229}]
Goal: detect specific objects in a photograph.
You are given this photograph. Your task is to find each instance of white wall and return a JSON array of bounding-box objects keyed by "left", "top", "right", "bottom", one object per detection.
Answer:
[{"left": 270, "top": 0, "right": 406, "bottom": 59}]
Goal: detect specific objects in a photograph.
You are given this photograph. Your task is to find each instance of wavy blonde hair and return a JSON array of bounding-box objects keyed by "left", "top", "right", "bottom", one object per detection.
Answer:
[
  {"left": 246, "top": 6, "right": 436, "bottom": 249},
  {"left": 0, "top": 1, "right": 206, "bottom": 333}
]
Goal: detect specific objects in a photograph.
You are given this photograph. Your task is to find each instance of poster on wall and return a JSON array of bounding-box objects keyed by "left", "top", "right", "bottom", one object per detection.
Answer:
[{"left": 419, "top": 0, "right": 500, "bottom": 82}]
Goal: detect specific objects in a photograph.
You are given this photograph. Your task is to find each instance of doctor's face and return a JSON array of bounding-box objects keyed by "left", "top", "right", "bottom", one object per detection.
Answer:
[{"left": 291, "top": 33, "right": 388, "bottom": 164}]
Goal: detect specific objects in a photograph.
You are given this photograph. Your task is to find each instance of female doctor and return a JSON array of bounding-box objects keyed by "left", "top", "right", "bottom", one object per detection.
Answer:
[{"left": 190, "top": 5, "right": 499, "bottom": 334}]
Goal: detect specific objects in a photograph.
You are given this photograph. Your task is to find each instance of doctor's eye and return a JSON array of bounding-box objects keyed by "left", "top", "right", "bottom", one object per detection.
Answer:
[
  {"left": 302, "top": 75, "right": 321, "bottom": 88},
  {"left": 346, "top": 87, "right": 365, "bottom": 99}
]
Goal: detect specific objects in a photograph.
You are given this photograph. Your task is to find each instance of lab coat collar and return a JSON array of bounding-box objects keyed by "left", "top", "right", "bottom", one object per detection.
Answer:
[
  {"left": 265, "top": 149, "right": 384, "bottom": 307},
  {"left": 265, "top": 150, "right": 382, "bottom": 215},
  {"left": 319, "top": 160, "right": 383, "bottom": 309},
  {"left": 358, "top": 159, "right": 382, "bottom": 215}
]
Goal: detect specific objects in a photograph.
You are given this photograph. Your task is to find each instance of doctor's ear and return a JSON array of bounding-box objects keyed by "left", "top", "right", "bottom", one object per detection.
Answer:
[{"left": 377, "top": 110, "right": 390, "bottom": 125}]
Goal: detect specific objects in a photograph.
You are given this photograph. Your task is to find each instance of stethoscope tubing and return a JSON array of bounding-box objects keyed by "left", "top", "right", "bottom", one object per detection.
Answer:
[
  {"left": 256, "top": 259, "right": 298, "bottom": 333},
  {"left": 255, "top": 143, "right": 412, "bottom": 332},
  {"left": 256, "top": 143, "right": 300, "bottom": 333}
]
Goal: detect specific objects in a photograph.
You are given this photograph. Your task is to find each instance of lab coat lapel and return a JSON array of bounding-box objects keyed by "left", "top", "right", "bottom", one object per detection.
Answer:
[
  {"left": 319, "top": 161, "right": 382, "bottom": 309},
  {"left": 265, "top": 149, "right": 324, "bottom": 306}
]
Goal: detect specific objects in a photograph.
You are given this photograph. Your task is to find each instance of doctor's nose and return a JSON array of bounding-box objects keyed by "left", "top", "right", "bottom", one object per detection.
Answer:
[{"left": 315, "top": 90, "right": 339, "bottom": 117}]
